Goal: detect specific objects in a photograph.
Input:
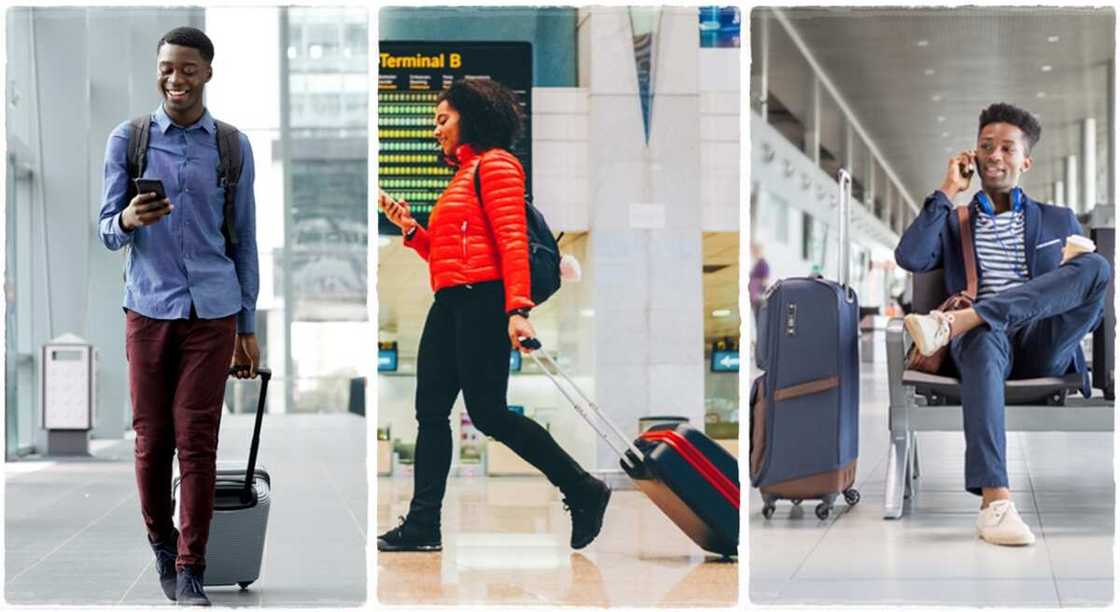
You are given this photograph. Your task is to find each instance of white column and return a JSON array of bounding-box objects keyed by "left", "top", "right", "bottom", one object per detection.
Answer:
[
  {"left": 1081, "top": 118, "right": 1097, "bottom": 213},
  {"left": 1065, "top": 155, "right": 1080, "bottom": 213},
  {"left": 1054, "top": 180, "right": 1065, "bottom": 206},
  {"left": 586, "top": 7, "right": 704, "bottom": 471}
]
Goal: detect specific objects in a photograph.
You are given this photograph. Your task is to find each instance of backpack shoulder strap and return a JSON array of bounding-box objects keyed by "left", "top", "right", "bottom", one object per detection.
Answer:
[
  {"left": 214, "top": 119, "right": 243, "bottom": 253},
  {"left": 126, "top": 115, "right": 151, "bottom": 182}
]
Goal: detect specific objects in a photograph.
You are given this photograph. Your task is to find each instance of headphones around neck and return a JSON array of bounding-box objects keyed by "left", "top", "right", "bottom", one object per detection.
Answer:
[{"left": 976, "top": 186, "right": 1023, "bottom": 215}]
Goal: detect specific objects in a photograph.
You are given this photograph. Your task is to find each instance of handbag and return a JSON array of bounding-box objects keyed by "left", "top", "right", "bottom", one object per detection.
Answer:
[{"left": 905, "top": 205, "right": 977, "bottom": 374}]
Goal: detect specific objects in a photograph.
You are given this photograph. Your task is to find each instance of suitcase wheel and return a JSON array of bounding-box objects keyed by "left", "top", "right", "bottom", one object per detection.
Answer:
[
  {"left": 814, "top": 502, "right": 832, "bottom": 521},
  {"left": 761, "top": 504, "right": 776, "bottom": 520},
  {"left": 238, "top": 581, "right": 253, "bottom": 590},
  {"left": 843, "top": 488, "right": 861, "bottom": 506}
]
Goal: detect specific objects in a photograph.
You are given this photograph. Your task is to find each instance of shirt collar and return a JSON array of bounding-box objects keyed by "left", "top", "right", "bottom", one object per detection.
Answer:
[{"left": 154, "top": 104, "right": 216, "bottom": 135}]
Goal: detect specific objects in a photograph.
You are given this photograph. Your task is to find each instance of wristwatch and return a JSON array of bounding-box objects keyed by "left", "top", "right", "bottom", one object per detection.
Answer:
[
  {"left": 404, "top": 225, "right": 418, "bottom": 240},
  {"left": 508, "top": 308, "right": 531, "bottom": 319}
]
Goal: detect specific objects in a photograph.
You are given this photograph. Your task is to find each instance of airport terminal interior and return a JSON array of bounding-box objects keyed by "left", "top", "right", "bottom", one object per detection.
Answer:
[
  {"left": 6, "top": 3, "right": 1120, "bottom": 611},
  {"left": 377, "top": 7, "right": 742, "bottom": 607},
  {"left": 5, "top": 7, "right": 368, "bottom": 606},
  {"left": 749, "top": 7, "right": 1114, "bottom": 606}
]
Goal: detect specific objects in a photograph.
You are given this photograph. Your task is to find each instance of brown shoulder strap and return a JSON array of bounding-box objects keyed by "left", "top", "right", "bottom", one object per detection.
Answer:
[{"left": 957, "top": 205, "right": 978, "bottom": 298}]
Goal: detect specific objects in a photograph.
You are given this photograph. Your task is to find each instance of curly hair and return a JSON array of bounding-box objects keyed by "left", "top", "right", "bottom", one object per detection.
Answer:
[
  {"left": 438, "top": 78, "right": 523, "bottom": 151},
  {"left": 157, "top": 26, "right": 214, "bottom": 64},
  {"left": 978, "top": 102, "right": 1041, "bottom": 153}
]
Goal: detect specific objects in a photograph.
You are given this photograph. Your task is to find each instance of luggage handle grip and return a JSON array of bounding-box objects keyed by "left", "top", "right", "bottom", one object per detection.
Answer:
[
  {"left": 522, "top": 338, "right": 644, "bottom": 468},
  {"left": 227, "top": 367, "right": 271, "bottom": 505},
  {"left": 229, "top": 366, "right": 271, "bottom": 381}
]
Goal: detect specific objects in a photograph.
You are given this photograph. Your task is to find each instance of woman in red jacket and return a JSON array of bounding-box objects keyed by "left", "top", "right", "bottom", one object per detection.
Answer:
[{"left": 377, "top": 79, "right": 610, "bottom": 553}]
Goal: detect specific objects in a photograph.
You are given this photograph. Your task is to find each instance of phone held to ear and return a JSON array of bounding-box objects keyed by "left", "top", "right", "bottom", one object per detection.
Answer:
[{"left": 959, "top": 155, "right": 975, "bottom": 180}]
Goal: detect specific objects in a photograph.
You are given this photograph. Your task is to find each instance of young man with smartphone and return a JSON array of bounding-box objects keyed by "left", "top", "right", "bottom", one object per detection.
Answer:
[
  {"left": 97, "top": 26, "right": 258, "bottom": 605},
  {"left": 896, "top": 103, "right": 1109, "bottom": 546}
]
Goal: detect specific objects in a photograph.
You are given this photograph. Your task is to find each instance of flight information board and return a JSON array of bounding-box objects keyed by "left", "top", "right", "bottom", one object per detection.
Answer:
[{"left": 378, "top": 41, "right": 533, "bottom": 235}]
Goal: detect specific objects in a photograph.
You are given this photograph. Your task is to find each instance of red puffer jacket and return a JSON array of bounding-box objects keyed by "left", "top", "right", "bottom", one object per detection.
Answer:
[{"left": 404, "top": 144, "right": 534, "bottom": 313}]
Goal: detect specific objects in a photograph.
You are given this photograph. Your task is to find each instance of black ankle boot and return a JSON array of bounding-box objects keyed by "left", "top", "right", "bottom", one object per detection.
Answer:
[
  {"left": 147, "top": 528, "right": 179, "bottom": 601},
  {"left": 377, "top": 515, "right": 442, "bottom": 552},
  {"left": 175, "top": 566, "right": 210, "bottom": 606},
  {"left": 563, "top": 477, "right": 611, "bottom": 550}
]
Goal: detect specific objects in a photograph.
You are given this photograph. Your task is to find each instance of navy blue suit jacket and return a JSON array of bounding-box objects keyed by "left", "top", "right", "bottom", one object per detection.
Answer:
[{"left": 895, "top": 190, "right": 1089, "bottom": 391}]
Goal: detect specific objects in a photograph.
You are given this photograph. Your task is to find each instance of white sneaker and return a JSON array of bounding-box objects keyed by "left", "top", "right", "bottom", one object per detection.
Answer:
[
  {"left": 904, "top": 311, "right": 954, "bottom": 356},
  {"left": 976, "top": 500, "right": 1036, "bottom": 546}
]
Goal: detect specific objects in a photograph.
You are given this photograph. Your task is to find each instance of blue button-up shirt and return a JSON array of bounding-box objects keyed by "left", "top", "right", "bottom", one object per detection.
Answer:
[{"left": 99, "top": 106, "right": 258, "bottom": 333}]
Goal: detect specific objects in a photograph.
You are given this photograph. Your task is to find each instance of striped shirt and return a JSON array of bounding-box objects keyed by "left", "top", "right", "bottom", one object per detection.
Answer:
[{"left": 974, "top": 208, "right": 1028, "bottom": 299}]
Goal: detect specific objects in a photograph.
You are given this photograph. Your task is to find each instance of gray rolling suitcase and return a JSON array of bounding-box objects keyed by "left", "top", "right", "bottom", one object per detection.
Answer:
[{"left": 173, "top": 367, "right": 271, "bottom": 589}]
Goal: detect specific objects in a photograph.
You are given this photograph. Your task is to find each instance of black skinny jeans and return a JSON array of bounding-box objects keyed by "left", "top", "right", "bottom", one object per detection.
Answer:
[{"left": 407, "top": 281, "right": 589, "bottom": 526}]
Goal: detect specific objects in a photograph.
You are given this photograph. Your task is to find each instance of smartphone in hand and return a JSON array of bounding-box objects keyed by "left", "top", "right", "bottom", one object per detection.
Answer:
[{"left": 133, "top": 178, "right": 167, "bottom": 199}]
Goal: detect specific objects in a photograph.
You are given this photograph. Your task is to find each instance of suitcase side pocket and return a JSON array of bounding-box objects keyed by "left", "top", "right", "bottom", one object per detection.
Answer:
[{"left": 749, "top": 375, "right": 767, "bottom": 483}]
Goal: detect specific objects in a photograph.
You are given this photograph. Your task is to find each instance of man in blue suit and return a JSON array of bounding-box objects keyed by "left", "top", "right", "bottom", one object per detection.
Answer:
[{"left": 897, "top": 103, "right": 1109, "bottom": 546}]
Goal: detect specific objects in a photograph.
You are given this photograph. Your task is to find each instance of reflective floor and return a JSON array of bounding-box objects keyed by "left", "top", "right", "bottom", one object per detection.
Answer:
[
  {"left": 749, "top": 351, "right": 1114, "bottom": 607},
  {"left": 377, "top": 477, "right": 739, "bottom": 606},
  {"left": 5, "top": 414, "right": 367, "bottom": 607}
]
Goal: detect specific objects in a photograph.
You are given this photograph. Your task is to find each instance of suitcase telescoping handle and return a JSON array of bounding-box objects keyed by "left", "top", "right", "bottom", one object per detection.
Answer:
[
  {"left": 520, "top": 338, "right": 644, "bottom": 469},
  {"left": 837, "top": 168, "right": 854, "bottom": 297},
  {"left": 228, "top": 366, "right": 271, "bottom": 505}
]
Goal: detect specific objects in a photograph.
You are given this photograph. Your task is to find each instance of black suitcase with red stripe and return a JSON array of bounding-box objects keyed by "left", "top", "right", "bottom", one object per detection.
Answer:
[{"left": 525, "top": 340, "right": 739, "bottom": 557}]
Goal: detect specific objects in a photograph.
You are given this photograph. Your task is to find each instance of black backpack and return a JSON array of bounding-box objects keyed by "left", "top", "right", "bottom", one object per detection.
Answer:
[
  {"left": 126, "top": 114, "right": 243, "bottom": 256},
  {"left": 473, "top": 161, "right": 563, "bottom": 306}
]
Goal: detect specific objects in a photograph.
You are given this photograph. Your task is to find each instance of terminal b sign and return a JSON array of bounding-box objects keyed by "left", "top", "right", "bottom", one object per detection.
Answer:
[{"left": 377, "top": 41, "right": 533, "bottom": 235}]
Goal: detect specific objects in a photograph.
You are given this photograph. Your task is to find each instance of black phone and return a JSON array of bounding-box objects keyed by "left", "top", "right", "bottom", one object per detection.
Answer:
[
  {"left": 133, "top": 178, "right": 167, "bottom": 200},
  {"left": 959, "top": 153, "right": 975, "bottom": 180}
]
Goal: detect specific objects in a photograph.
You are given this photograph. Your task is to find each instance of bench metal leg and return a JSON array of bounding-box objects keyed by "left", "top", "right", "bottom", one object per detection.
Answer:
[
  {"left": 911, "top": 432, "right": 920, "bottom": 480},
  {"left": 883, "top": 430, "right": 912, "bottom": 519}
]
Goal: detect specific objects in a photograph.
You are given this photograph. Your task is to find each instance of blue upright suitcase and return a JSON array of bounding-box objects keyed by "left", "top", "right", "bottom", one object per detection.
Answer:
[{"left": 750, "top": 170, "right": 861, "bottom": 520}]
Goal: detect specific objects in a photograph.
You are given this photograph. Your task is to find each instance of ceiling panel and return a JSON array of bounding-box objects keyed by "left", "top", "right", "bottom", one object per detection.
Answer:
[{"left": 765, "top": 6, "right": 1114, "bottom": 206}]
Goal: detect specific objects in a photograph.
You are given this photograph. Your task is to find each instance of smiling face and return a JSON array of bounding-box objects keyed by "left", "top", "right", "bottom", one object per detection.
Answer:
[
  {"left": 976, "top": 121, "right": 1032, "bottom": 193},
  {"left": 433, "top": 100, "right": 462, "bottom": 157},
  {"left": 157, "top": 43, "right": 210, "bottom": 122}
]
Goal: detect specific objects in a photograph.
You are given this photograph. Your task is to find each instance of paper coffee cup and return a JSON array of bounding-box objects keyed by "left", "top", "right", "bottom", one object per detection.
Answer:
[{"left": 1063, "top": 235, "right": 1096, "bottom": 261}]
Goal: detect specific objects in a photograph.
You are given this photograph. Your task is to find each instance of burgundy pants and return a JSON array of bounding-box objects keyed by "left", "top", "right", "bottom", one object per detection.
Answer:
[{"left": 125, "top": 309, "right": 235, "bottom": 570}]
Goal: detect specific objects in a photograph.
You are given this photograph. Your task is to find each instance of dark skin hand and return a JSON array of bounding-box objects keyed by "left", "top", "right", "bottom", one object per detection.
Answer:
[
  {"left": 231, "top": 334, "right": 260, "bottom": 379},
  {"left": 121, "top": 192, "right": 173, "bottom": 230}
]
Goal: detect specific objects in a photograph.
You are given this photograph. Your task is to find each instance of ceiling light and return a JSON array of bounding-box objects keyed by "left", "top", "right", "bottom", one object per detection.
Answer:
[
  {"left": 941, "top": 131, "right": 950, "bottom": 138},
  {"left": 924, "top": 68, "right": 936, "bottom": 76},
  {"left": 712, "top": 309, "right": 732, "bottom": 318},
  {"left": 916, "top": 39, "right": 929, "bottom": 47},
  {"left": 931, "top": 94, "right": 942, "bottom": 102},
  {"left": 937, "top": 115, "right": 946, "bottom": 123},
  {"left": 1041, "top": 65, "right": 1052, "bottom": 72},
  {"left": 1036, "top": 91, "right": 1047, "bottom": 98},
  {"left": 1047, "top": 35, "right": 1060, "bottom": 43},
  {"left": 580, "top": 309, "right": 594, "bottom": 318}
]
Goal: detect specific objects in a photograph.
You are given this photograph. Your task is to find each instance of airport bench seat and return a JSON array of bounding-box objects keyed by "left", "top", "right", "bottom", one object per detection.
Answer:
[{"left": 883, "top": 228, "right": 1115, "bottom": 519}]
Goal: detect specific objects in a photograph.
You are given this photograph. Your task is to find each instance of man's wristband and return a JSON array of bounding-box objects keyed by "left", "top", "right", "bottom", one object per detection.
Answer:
[
  {"left": 508, "top": 308, "right": 530, "bottom": 319},
  {"left": 404, "top": 225, "right": 418, "bottom": 240}
]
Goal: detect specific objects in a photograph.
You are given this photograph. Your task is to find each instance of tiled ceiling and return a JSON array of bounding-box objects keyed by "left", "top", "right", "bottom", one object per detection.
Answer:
[{"left": 765, "top": 6, "right": 1114, "bottom": 207}]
